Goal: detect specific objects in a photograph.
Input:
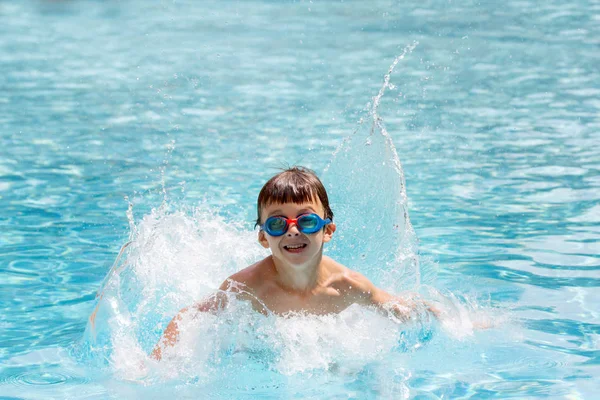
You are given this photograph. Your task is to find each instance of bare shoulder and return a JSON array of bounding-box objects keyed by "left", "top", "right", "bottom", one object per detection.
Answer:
[
  {"left": 322, "top": 255, "right": 347, "bottom": 271},
  {"left": 322, "top": 256, "right": 370, "bottom": 281},
  {"left": 214, "top": 257, "right": 273, "bottom": 315},
  {"left": 219, "top": 256, "right": 274, "bottom": 292},
  {"left": 322, "top": 255, "right": 392, "bottom": 303}
]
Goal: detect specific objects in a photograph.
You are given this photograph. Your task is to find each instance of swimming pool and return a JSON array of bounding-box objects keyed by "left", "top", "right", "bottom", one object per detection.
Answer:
[{"left": 1, "top": 0, "right": 599, "bottom": 398}]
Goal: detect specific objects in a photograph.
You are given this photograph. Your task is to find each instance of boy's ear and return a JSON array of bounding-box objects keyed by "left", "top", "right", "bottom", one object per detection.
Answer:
[
  {"left": 258, "top": 230, "right": 270, "bottom": 249},
  {"left": 322, "top": 223, "right": 336, "bottom": 243}
]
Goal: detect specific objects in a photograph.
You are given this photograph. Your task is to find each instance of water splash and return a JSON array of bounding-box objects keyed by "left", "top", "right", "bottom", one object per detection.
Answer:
[
  {"left": 159, "top": 140, "right": 177, "bottom": 206},
  {"left": 79, "top": 204, "right": 267, "bottom": 365},
  {"left": 78, "top": 201, "right": 436, "bottom": 385},
  {"left": 323, "top": 42, "right": 427, "bottom": 293}
]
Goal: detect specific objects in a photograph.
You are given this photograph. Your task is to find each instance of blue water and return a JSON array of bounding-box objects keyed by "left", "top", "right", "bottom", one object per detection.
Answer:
[{"left": 1, "top": 0, "right": 599, "bottom": 398}]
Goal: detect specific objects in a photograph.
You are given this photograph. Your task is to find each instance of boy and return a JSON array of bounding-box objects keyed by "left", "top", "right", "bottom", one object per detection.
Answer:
[{"left": 152, "top": 167, "right": 435, "bottom": 360}]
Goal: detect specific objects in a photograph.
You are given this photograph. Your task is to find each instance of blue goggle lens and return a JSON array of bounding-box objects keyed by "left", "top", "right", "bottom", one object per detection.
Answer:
[
  {"left": 297, "top": 214, "right": 319, "bottom": 232},
  {"left": 266, "top": 217, "right": 287, "bottom": 234}
]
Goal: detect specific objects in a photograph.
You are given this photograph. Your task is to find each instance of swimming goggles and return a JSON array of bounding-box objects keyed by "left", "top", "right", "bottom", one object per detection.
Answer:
[{"left": 261, "top": 213, "right": 331, "bottom": 237}]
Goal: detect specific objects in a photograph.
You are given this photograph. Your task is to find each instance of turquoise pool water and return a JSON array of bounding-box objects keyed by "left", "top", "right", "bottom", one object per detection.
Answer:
[{"left": 1, "top": 0, "right": 599, "bottom": 398}]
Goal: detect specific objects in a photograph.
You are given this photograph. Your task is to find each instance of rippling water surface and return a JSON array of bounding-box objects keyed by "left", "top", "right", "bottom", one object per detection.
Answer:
[{"left": 1, "top": 0, "right": 599, "bottom": 398}]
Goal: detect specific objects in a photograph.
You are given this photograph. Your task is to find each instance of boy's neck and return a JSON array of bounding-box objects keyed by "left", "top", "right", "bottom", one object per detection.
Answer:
[{"left": 270, "top": 254, "right": 327, "bottom": 293}]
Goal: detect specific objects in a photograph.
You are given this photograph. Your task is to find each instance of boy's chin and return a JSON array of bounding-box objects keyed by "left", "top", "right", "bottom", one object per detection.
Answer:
[
  {"left": 278, "top": 246, "right": 322, "bottom": 265},
  {"left": 281, "top": 251, "right": 309, "bottom": 263},
  {"left": 275, "top": 247, "right": 305, "bottom": 259}
]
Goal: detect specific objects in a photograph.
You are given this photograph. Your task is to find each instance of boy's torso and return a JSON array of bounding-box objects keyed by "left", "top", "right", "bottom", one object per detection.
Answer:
[{"left": 228, "top": 256, "right": 357, "bottom": 315}]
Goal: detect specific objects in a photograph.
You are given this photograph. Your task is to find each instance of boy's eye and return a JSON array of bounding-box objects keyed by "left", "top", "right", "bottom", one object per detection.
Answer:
[
  {"left": 267, "top": 218, "right": 286, "bottom": 231},
  {"left": 298, "top": 214, "right": 318, "bottom": 229}
]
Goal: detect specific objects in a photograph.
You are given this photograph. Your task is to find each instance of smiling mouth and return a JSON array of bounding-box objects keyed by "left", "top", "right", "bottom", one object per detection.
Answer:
[{"left": 283, "top": 244, "right": 307, "bottom": 253}]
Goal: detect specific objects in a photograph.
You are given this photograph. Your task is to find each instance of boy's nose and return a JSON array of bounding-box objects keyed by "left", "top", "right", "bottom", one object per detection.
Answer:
[{"left": 286, "top": 223, "right": 300, "bottom": 236}]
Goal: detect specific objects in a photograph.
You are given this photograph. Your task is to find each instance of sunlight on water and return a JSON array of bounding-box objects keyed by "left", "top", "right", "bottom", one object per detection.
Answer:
[{"left": 2, "top": 0, "right": 599, "bottom": 397}]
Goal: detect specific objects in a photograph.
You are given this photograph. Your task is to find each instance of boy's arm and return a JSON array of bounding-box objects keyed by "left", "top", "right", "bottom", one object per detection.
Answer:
[
  {"left": 150, "top": 289, "right": 229, "bottom": 360},
  {"left": 322, "top": 271, "right": 439, "bottom": 321},
  {"left": 151, "top": 307, "right": 187, "bottom": 361}
]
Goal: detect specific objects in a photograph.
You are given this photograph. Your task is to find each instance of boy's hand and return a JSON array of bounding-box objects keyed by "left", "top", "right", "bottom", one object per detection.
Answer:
[{"left": 385, "top": 294, "right": 442, "bottom": 323}]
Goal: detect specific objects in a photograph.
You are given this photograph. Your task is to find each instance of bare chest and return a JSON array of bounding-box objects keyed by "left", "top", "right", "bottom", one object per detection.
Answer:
[{"left": 252, "top": 285, "right": 354, "bottom": 315}]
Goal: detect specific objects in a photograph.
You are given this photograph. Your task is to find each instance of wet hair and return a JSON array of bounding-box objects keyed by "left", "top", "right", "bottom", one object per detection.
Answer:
[{"left": 255, "top": 166, "right": 334, "bottom": 227}]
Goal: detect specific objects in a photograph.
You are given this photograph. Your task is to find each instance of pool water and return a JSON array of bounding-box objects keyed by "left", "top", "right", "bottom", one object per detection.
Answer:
[{"left": 1, "top": 0, "right": 599, "bottom": 398}]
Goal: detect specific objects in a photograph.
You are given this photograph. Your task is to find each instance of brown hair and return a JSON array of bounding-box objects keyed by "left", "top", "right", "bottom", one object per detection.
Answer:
[{"left": 255, "top": 166, "right": 334, "bottom": 227}]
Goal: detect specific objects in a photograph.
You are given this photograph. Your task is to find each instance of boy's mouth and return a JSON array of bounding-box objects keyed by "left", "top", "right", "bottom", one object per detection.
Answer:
[{"left": 283, "top": 243, "right": 308, "bottom": 253}]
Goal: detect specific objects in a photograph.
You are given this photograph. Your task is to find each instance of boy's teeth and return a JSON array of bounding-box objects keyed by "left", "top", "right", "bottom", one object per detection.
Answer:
[{"left": 285, "top": 244, "right": 305, "bottom": 249}]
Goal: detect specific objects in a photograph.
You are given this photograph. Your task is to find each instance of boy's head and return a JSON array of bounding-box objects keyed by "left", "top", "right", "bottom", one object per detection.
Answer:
[{"left": 255, "top": 166, "right": 333, "bottom": 227}]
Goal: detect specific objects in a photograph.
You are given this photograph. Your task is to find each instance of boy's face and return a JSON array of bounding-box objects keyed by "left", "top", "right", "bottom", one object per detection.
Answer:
[{"left": 258, "top": 198, "right": 336, "bottom": 267}]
